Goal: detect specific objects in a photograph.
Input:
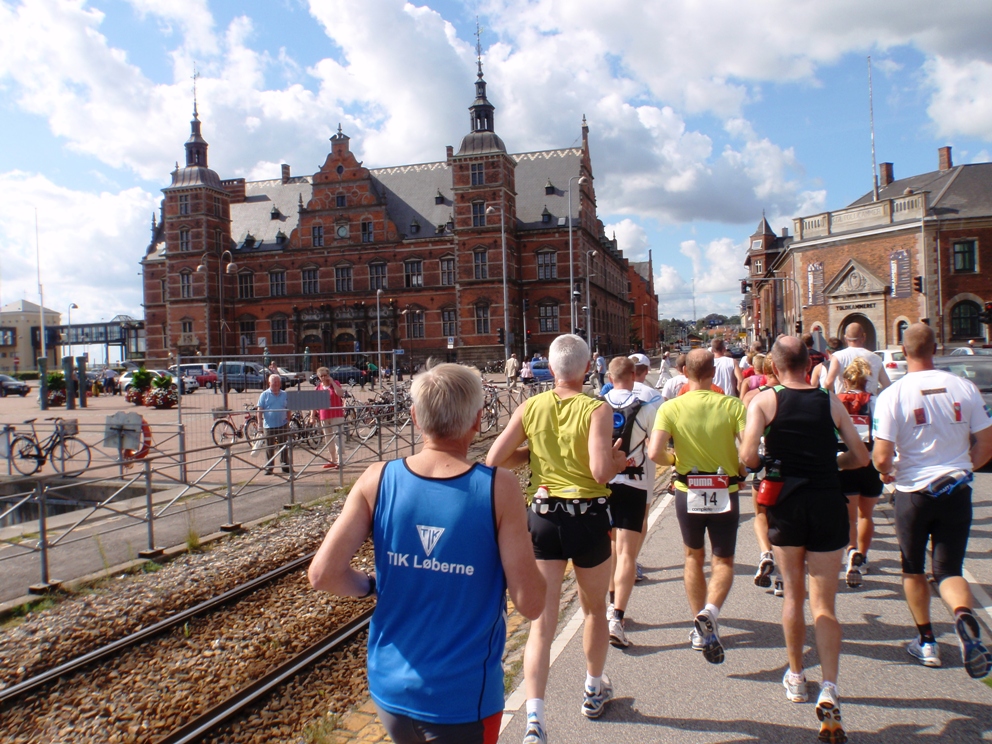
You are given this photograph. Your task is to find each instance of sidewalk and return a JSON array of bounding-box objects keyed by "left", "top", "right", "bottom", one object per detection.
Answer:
[{"left": 498, "top": 482, "right": 992, "bottom": 743}]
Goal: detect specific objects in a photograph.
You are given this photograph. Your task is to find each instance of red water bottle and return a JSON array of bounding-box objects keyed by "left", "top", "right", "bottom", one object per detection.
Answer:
[{"left": 756, "top": 459, "right": 783, "bottom": 507}]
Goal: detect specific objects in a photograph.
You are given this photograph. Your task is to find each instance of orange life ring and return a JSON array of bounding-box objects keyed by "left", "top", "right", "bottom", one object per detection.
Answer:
[{"left": 124, "top": 419, "right": 153, "bottom": 460}]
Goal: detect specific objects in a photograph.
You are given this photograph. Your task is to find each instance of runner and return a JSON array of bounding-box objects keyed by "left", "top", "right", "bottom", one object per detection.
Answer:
[
  {"left": 740, "top": 336, "right": 868, "bottom": 744},
  {"left": 835, "top": 357, "right": 883, "bottom": 588},
  {"left": 628, "top": 353, "right": 664, "bottom": 581},
  {"left": 873, "top": 322, "right": 992, "bottom": 678},
  {"left": 594, "top": 351, "right": 607, "bottom": 389},
  {"left": 648, "top": 349, "right": 747, "bottom": 664},
  {"left": 823, "top": 322, "right": 890, "bottom": 394},
  {"left": 487, "top": 334, "right": 626, "bottom": 744},
  {"left": 602, "top": 357, "right": 659, "bottom": 647},
  {"left": 711, "top": 338, "right": 742, "bottom": 396},
  {"left": 308, "top": 363, "right": 545, "bottom": 744},
  {"left": 810, "top": 337, "right": 841, "bottom": 388},
  {"left": 661, "top": 354, "right": 688, "bottom": 402}
]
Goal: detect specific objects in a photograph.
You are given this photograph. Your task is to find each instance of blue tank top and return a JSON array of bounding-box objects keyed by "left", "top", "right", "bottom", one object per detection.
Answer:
[{"left": 368, "top": 459, "right": 506, "bottom": 724}]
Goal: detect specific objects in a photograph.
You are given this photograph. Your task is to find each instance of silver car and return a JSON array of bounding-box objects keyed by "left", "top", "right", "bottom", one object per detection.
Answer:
[{"left": 874, "top": 349, "right": 907, "bottom": 381}]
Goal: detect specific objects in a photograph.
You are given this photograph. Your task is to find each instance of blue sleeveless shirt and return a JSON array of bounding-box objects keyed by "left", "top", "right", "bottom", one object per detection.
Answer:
[{"left": 368, "top": 459, "right": 507, "bottom": 723}]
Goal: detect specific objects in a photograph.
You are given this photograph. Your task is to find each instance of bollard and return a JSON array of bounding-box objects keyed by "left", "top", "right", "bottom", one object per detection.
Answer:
[
  {"left": 220, "top": 443, "right": 241, "bottom": 531},
  {"left": 75, "top": 356, "right": 87, "bottom": 408},
  {"left": 138, "top": 459, "right": 163, "bottom": 558},
  {"left": 62, "top": 357, "right": 75, "bottom": 411},
  {"left": 38, "top": 357, "right": 48, "bottom": 411}
]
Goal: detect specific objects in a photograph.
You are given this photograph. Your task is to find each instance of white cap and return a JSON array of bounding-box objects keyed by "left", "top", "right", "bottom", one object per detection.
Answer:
[{"left": 628, "top": 353, "right": 651, "bottom": 368}]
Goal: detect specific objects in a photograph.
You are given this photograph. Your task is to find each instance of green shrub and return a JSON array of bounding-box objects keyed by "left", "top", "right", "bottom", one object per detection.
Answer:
[
  {"left": 130, "top": 367, "right": 153, "bottom": 391},
  {"left": 46, "top": 371, "right": 66, "bottom": 392}
]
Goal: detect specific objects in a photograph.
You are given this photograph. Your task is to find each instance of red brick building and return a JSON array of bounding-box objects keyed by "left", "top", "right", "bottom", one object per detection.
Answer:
[
  {"left": 745, "top": 147, "right": 992, "bottom": 351},
  {"left": 142, "top": 69, "right": 635, "bottom": 368},
  {"left": 628, "top": 253, "right": 659, "bottom": 352}
]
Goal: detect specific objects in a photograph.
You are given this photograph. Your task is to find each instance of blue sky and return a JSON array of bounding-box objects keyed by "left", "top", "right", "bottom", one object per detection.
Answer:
[{"left": 2, "top": 0, "right": 992, "bottom": 335}]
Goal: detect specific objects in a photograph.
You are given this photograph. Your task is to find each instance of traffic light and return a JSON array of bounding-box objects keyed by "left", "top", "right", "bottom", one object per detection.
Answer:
[
  {"left": 979, "top": 301, "right": 992, "bottom": 325},
  {"left": 741, "top": 280, "right": 751, "bottom": 295},
  {"left": 913, "top": 275, "right": 925, "bottom": 294},
  {"left": 795, "top": 320, "right": 803, "bottom": 334},
  {"left": 497, "top": 327, "right": 505, "bottom": 344},
  {"left": 523, "top": 298, "right": 529, "bottom": 311},
  {"left": 526, "top": 329, "right": 532, "bottom": 340}
]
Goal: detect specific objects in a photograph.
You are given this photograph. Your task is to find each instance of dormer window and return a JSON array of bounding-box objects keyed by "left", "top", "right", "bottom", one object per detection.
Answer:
[
  {"left": 270, "top": 206, "right": 281, "bottom": 220},
  {"left": 409, "top": 219, "right": 420, "bottom": 234},
  {"left": 545, "top": 179, "right": 555, "bottom": 195},
  {"left": 336, "top": 194, "right": 346, "bottom": 208},
  {"left": 243, "top": 232, "right": 256, "bottom": 249},
  {"left": 541, "top": 206, "right": 552, "bottom": 224},
  {"left": 275, "top": 230, "right": 287, "bottom": 245},
  {"left": 435, "top": 190, "right": 445, "bottom": 205}
]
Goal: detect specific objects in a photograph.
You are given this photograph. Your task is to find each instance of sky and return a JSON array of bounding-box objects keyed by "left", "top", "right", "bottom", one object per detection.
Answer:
[{"left": 3, "top": 0, "right": 992, "bottom": 340}]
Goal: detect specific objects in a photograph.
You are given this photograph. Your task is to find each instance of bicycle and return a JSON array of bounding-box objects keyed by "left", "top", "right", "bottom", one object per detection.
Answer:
[
  {"left": 8, "top": 417, "right": 92, "bottom": 476},
  {"left": 211, "top": 403, "right": 261, "bottom": 447},
  {"left": 289, "top": 410, "right": 323, "bottom": 451}
]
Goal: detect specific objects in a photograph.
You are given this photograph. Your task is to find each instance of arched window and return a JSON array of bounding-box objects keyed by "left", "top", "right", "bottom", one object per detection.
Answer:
[
  {"left": 896, "top": 320, "right": 909, "bottom": 344},
  {"left": 951, "top": 301, "right": 981, "bottom": 339},
  {"left": 179, "top": 270, "right": 193, "bottom": 299}
]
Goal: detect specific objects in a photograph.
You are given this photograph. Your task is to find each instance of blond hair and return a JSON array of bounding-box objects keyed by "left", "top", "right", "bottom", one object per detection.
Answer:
[
  {"left": 315, "top": 366, "right": 330, "bottom": 377},
  {"left": 410, "top": 362, "right": 484, "bottom": 439},
  {"left": 842, "top": 357, "right": 872, "bottom": 391}
]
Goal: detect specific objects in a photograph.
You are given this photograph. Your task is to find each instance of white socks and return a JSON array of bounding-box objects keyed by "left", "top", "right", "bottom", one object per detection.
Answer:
[
  {"left": 585, "top": 673, "right": 603, "bottom": 692},
  {"left": 525, "top": 698, "right": 545, "bottom": 726},
  {"left": 704, "top": 603, "right": 720, "bottom": 620}
]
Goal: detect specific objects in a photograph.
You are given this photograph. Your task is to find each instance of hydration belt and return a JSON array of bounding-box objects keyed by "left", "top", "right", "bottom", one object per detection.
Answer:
[{"left": 530, "top": 496, "right": 608, "bottom": 516}]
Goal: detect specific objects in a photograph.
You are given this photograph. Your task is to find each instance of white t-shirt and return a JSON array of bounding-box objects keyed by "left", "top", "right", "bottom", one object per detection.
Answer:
[
  {"left": 831, "top": 347, "right": 884, "bottom": 394},
  {"left": 873, "top": 369, "right": 992, "bottom": 492},
  {"left": 712, "top": 355, "right": 737, "bottom": 396},
  {"left": 605, "top": 388, "right": 659, "bottom": 491},
  {"left": 662, "top": 374, "right": 687, "bottom": 402}
]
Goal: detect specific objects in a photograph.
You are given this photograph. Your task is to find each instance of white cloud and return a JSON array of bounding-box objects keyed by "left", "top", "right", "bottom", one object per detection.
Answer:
[
  {"left": 604, "top": 219, "right": 649, "bottom": 258},
  {"left": 924, "top": 56, "right": 992, "bottom": 140},
  {"left": 0, "top": 172, "right": 155, "bottom": 322}
]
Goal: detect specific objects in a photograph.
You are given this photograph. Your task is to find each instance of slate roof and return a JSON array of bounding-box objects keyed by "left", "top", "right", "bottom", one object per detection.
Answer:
[
  {"left": 230, "top": 177, "right": 314, "bottom": 250},
  {"left": 849, "top": 162, "right": 992, "bottom": 220}
]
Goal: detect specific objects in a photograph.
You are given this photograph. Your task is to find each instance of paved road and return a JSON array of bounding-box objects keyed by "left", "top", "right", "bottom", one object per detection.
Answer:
[{"left": 499, "top": 469, "right": 992, "bottom": 743}]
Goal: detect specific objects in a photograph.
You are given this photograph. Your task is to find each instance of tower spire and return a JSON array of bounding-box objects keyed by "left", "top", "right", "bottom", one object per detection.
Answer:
[
  {"left": 192, "top": 64, "right": 199, "bottom": 119},
  {"left": 475, "top": 17, "right": 483, "bottom": 79},
  {"left": 185, "top": 66, "right": 208, "bottom": 167}
]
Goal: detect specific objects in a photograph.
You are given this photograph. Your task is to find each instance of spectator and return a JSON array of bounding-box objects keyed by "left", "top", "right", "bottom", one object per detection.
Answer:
[
  {"left": 256, "top": 373, "right": 290, "bottom": 475},
  {"left": 505, "top": 353, "right": 521, "bottom": 389},
  {"left": 309, "top": 363, "right": 545, "bottom": 744},
  {"left": 311, "top": 366, "right": 345, "bottom": 470}
]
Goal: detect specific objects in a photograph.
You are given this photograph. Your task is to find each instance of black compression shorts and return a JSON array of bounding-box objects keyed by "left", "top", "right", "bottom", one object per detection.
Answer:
[
  {"left": 528, "top": 499, "right": 612, "bottom": 568},
  {"left": 894, "top": 484, "right": 972, "bottom": 579},
  {"left": 840, "top": 463, "right": 884, "bottom": 498},
  {"left": 609, "top": 482, "right": 648, "bottom": 532},
  {"left": 375, "top": 704, "right": 501, "bottom": 744},
  {"left": 674, "top": 489, "right": 741, "bottom": 558},
  {"left": 767, "top": 484, "right": 849, "bottom": 553}
]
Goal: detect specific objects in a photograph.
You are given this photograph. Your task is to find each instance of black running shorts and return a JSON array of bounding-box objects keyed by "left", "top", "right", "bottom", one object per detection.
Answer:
[
  {"left": 608, "top": 482, "right": 648, "bottom": 532},
  {"left": 528, "top": 500, "right": 612, "bottom": 568},
  {"left": 840, "top": 463, "right": 884, "bottom": 498},
  {"left": 375, "top": 704, "right": 501, "bottom": 744},
  {"left": 767, "top": 483, "right": 849, "bottom": 553},
  {"left": 674, "top": 489, "right": 741, "bottom": 558},
  {"left": 894, "top": 484, "right": 972, "bottom": 579}
]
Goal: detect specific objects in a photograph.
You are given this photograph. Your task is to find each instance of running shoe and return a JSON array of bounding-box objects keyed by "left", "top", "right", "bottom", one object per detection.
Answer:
[
  {"left": 581, "top": 674, "right": 613, "bottom": 719},
  {"left": 635, "top": 562, "right": 646, "bottom": 582},
  {"left": 606, "top": 602, "right": 614, "bottom": 622},
  {"left": 845, "top": 549, "right": 863, "bottom": 588},
  {"left": 782, "top": 669, "right": 808, "bottom": 703},
  {"left": 955, "top": 612, "right": 992, "bottom": 679},
  {"left": 755, "top": 551, "right": 775, "bottom": 588},
  {"left": 815, "top": 684, "right": 847, "bottom": 743},
  {"left": 694, "top": 609, "right": 725, "bottom": 664},
  {"left": 906, "top": 637, "right": 941, "bottom": 668},
  {"left": 689, "top": 628, "right": 705, "bottom": 652},
  {"left": 609, "top": 615, "right": 630, "bottom": 648},
  {"left": 522, "top": 715, "right": 547, "bottom": 744},
  {"left": 773, "top": 578, "right": 785, "bottom": 598},
  {"left": 860, "top": 556, "right": 870, "bottom": 574}
]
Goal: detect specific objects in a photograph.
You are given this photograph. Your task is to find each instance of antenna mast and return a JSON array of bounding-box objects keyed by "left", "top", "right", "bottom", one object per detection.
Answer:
[{"left": 868, "top": 56, "right": 879, "bottom": 202}]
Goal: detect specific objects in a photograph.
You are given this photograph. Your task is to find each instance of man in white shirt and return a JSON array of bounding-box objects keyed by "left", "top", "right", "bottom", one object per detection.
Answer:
[
  {"left": 711, "top": 339, "right": 742, "bottom": 396},
  {"left": 662, "top": 354, "right": 688, "bottom": 402},
  {"left": 824, "top": 322, "right": 890, "bottom": 394},
  {"left": 873, "top": 322, "right": 992, "bottom": 679}
]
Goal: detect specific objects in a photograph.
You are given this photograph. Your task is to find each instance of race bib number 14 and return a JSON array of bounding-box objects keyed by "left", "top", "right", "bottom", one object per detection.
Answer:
[{"left": 686, "top": 474, "right": 731, "bottom": 514}]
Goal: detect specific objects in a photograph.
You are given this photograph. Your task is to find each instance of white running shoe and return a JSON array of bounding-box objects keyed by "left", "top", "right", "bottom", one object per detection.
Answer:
[
  {"left": 773, "top": 577, "right": 785, "bottom": 597},
  {"left": 845, "top": 549, "right": 864, "bottom": 588},
  {"left": 816, "top": 684, "right": 847, "bottom": 743},
  {"left": 906, "top": 637, "right": 942, "bottom": 668},
  {"left": 755, "top": 551, "right": 775, "bottom": 588},
  {"left": 522, "top": 715, "right": 547, "bottom": 744},
  {"left": 782, "top": 669, "right": 808, "bottom": 703},
  {"left": 693, "top": 608, "right": 725, "bottom": 664},
  {"left": 609, "top": 615, "right": 630, "bottom": 648},
  {"left": 689, "top": 628, "right": 705, "bottom": 651},
  {"left": 606, "top": 602, "right": 614, "bottom": 621},
  {"left": 581, "top": 673, "right": 613, "bottom": 719}
]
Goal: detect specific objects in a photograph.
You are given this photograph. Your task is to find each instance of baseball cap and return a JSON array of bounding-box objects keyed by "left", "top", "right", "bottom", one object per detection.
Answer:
[{"left": 628, "top": 353, "right": 651, "bottom": 368}]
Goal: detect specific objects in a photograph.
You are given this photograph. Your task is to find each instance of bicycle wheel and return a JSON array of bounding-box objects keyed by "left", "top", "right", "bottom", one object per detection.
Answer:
[
  {"left": 481, "top": 405, "right": 498, "bottom": 433},
  {"left": 211, "top": 419, "right": 238, "bottom": 447},
  {"left": 51, "top": 436, "right": 92, "bottom": 475},
  {"left": 355, "top": 407, "right": 377, "bottom": 439},
  {"left": 10, "top": 436, "right": 41, "bottom": 476},
  {"left": 244, "top": 418, "right": 260, "bottom": 444}
]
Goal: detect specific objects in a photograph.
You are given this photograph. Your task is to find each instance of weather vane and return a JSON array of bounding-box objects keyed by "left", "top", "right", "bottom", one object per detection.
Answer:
[
  {"left": 475, "top": 17, "right": 483, "bottom": 77},
  {"left": 191, "top": 63, "right": 199, "bottom": 116}
]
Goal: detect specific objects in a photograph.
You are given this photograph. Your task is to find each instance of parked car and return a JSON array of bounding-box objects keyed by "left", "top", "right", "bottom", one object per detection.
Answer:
[
  {"left": 119, "top": 369, "right": 163, "bottom": 392},
  {"left": 874, "top": 349, "right": 907, "bottom": 382},
  {"left": 168, "top": 363, "right": 218, "bottom": 388},
  {"left": 948, "top": 346, "right": 992, "bottom": 356},
  {"left": 215, "top": 361, "right": 267, "bottom": 392},
  {"left": 276, "top": 366, "right": 306, "bottom": 388},
  {"left": 530, "top": 360, "right": 554, "bottom": 383},
  {"left": 155, "top": 369, "right": 198, "bottom": 394},
  {"left": 326, "top": 365, "right": 368, "bottom": 386},
  {"left": 0, "top": 374, "right": 30, "bottom": 397},
  {"left": 934, "top": 356, "right": 992, "bottom": 409}
]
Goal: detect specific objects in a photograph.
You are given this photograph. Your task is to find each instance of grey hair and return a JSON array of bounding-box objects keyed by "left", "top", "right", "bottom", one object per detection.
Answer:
[
  {"left": 410, "top": 362, "right": 484, "bottom": 439},
  {"left": 549, "top": 334, "right": 591, "bottom": 382}
]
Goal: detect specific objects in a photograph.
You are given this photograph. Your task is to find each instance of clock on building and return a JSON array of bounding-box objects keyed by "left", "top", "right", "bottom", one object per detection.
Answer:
[{"left": 336, "top": 224, "right": 349, "bottom": 239}]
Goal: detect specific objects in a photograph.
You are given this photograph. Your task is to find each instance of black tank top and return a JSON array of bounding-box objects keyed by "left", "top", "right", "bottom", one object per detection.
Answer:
[{"left": 765, "top": 387, "right": 840, "bottom": 481}]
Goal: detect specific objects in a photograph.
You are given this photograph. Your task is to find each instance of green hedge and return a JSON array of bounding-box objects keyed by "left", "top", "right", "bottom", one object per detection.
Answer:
[{"left": 14, "top": 372, "right": 39, "bottom": 381}]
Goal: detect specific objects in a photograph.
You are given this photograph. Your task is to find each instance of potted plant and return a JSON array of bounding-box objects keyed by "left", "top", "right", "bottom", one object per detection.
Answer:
[
  {"left": 125, "top": 367, "right": 153, "bottom": 405},
  {"left": 46, "top": 371, "right": 67, "bottom": 407},
  {"left": 143, "top": 373, "right": 179, "bottom": 409}
]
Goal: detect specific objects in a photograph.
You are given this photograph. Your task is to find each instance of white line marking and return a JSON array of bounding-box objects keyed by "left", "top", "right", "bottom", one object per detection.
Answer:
[{"left": 500, "top": 490, "right": 675, "bottom": 734}]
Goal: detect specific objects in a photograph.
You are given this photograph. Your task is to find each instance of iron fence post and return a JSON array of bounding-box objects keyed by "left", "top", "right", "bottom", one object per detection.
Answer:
[
  {"left": 337, "top": 425, "right": 345, "bottom": 488},
  {"left": 177, "top": 424, "right": 188, "bottom": 484},
  {"left": 287, "top": 435, "right": 296, "bottom": 506},
  {"left": 221, "top": 443, "right": 240, "bottom": 531},
  {"left": 138, "top": 458, "right": 163, "bottom": 558},
  {"left": 28, "top": 480, "right": 59, "bottom": 594},
  {"left": 409, "top": 408, "right": 416, "bottom": 455}
]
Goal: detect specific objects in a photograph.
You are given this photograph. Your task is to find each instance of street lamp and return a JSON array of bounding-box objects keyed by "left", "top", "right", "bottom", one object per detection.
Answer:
[
  {"left": 197, "top": 250, "right": 238, "bottom": 409},
  {"left": 376, "top": 288, "right": 384, "bottom": 387},
  {"left": 585, "top": 250, "right": 596, "bottom": 346},
  {"left": 67, "top": 303, "right": 78, "bottom": 358},
  {"left": 567, "top": 175, "right": 589, "bottom": 333},
  {"left": 486, "top": 203, "right": 511, "bottom": 363}
]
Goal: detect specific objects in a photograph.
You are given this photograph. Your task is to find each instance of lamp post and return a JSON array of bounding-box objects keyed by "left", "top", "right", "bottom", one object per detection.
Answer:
[
  {"left": 376, "top": 288, "right": 383, "bottom": 387},
  {"left": 585, "top": 250, "right": 596, "bottom": 346},
  {"left": 66, "top": 303, "right": 78, "bottom": 358},
  {"left": 567, "top": 175, "right": 589, "bottom": 333},
  {"left": 641, "top": 303, "right": 647, "bottom": 351},
  {"left": 486, "top": 203, "right": 511, "bottom": 363},
  {"left": 197, "top": 250, "right": 237, "bottom": 409}
]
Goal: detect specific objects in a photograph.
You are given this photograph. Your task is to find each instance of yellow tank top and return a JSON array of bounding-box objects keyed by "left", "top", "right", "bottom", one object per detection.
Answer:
[{"left": 522, "top": 391, "right": 609, "bottom": 501}]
